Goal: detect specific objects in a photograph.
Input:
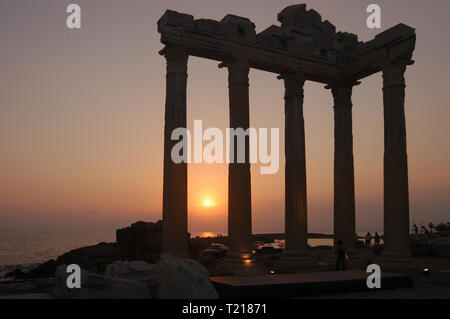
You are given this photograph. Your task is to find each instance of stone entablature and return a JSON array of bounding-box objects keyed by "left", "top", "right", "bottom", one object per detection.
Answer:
[{"left": 158, "top": 4, "right": 415, "bottom": 83}]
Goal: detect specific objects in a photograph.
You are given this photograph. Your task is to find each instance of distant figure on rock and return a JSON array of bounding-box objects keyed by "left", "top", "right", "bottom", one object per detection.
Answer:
[
  {"left": 334, "top": 240, "right": 347, "bottom": 271},
  {"left": 413, "top": 224, "right": 418, "bottom": 235},
  {"left": 365, "top": 232, "right": 372, "bottom": 247}
]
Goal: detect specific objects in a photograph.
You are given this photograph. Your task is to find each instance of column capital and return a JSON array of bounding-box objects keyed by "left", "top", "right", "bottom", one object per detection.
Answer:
[
  {"left": 219, "top": 57, "right": 249, "bottom": 68},
  {"left": 278, "top": 72, "right": 306, "bottom": 99},
  {"left": 160, "top": 46, "right": 188, "bottom": 73},
  {"left": 382, "top": 62, "right": 408, "bottom": 89},
  {"left": 327, "top": 80, "right": 359, "bottom": 109},
  {"left": 325, "top": 79, "right": 360, "bottom": 90},
  {"left": 220, "top": 58, "right": 250, "bottom": 85}
]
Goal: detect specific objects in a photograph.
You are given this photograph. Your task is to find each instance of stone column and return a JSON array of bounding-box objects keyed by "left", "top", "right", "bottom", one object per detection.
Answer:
[
  {"left": 329, "top": 82, "right": 357, "bottom": 251},
  {"left": 161, "top": 46, "right": 189, "bottom": 256},
  {"left": 226, "top": 58, "right": 253, "bottom": 259},
  {"left": 382, "top": 62, "right": 411, "bottom": 260},
  {"left": 280, "top": 73, "right": 311, "bottom": 263}
]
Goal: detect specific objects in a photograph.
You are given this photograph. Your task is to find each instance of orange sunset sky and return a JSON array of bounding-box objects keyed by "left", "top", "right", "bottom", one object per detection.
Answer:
[{"left": 1, "top": 0, "right": 450, "bottom": 236}]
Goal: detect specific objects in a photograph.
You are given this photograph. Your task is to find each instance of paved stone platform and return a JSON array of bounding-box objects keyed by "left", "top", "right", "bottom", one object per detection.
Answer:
[{"left": 211, "top": 270, "right": 413, "bottom": 298}]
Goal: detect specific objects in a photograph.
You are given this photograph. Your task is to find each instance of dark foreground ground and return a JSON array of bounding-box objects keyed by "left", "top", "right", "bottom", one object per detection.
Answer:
[
  {"left": 1, "top": 248, "right": 449, "bottom": 299},
  {"left": 1, "top": 222, "right": 449, "bottom": 299}
]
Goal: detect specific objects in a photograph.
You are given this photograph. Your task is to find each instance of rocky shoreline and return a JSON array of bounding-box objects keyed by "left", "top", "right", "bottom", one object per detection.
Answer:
[
  {"left": 3, "top": 220, "right": 450, "bottom": 280},
  {"left": 1, "top": 220, "right": 449, "bottom": 298},
  {"left": 0, "top": 221, "right": 338, "bottom": 280}
]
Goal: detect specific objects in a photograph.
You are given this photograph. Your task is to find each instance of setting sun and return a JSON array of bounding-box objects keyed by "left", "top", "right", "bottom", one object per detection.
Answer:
[{"left": 203, "top": 199, "right": 212, "bottom": 207}]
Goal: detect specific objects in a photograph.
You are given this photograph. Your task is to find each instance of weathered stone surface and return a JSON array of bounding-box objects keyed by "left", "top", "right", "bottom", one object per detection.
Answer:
[
  {"left": 330, "top": 82, "right": 357, "bottom": 250},
  {"left": 382, "top": 63, "right": 410, "bottom": 261},
  {"left": 0, "top": 281, "right": 37, "bottom": 296},
  {"left": 23, "top": 221, "right": 163, "bottom": 279},
  {"left": 221, "top": 14, "right": 255, "bottom": 28},
  {"left": 27, "top": 259, "right": 58, "bottom": 279},
  {"left": 53, "top": 264, "right": 150, "bottom": 299},
  {"left": 335, "top": 32, "right": 361, "bottom": 62},
  {"left": 323, "top": 20, "right": 336, "bottom": 35},
  {"left": 56, "top": 242, "right": 116, "bottom": 274},
  {"left": 4, "top": 268, "right": 27, "bottom": 280},
  {"left": 331, "top": 38, "right": 345, "bottom": 53},
  {"left": 157, "top": 5, "right": 415, "bottom": 81},
  {"left": 195, "top": 19, "right": 222, "bottom": 34},
  {"left": 307, "top": 9, "right": 322, "bottom": 23},
  {"left": 161, "top": 44, "right": 189, "bottom": 256},
  {"left": 105, "top": 260, "right": 159, "bottom": 289},
  {"left": 158, "top": 255, "right": 218, "bottom": 299},
  {"left": 279, "top": 73, "right": 314, "bottom": 269},
  {"left": 373, "top": 23, "right": 415, "bottom": 48},
  {"left": 277, "top": 5, "right": 335, "bottom": 43},
  {"left": 116, "top": 220, "right": 162, "bottom": 262},
  {"left": 220, "top": 14, "right": 256, "bottom": 42},
  {"left": 275, "top": 4, "right": 361, "bottom": 63},
  {"left": 277, "top": 4, "right": 307, "bottom": 29},
  {"left": 157, "top": 10, "right": 194, "bottom": 32},
  {"left": 286, "top": 38, "right": 318, "bottom": 56},
  {"left": 361, "top": 24, "right": 414, "bottom": 54},
  {"left": 226, "top": 59, "right": 253, "bottom": 258},
  {"left": 256, "top": 25, "right": 285, "bottom": 50},
  {"left": 30, "top": 277, "right": 55, "bottom": 295},
  {"left": 194, "top": 16, "right": 257, "bottom": 42}
]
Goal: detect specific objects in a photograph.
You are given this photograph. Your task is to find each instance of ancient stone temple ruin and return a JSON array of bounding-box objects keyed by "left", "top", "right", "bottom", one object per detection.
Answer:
[{"left": 157, "top": 4, "right": 416, "bottom": 265}]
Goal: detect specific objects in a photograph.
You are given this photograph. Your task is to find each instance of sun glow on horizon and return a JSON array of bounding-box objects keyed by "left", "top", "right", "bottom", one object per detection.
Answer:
[
  {"left": 203, "top": 198, "right": 216, "bottom": 207},
  {"left": 203, "top": 199, "right": 212, "bottom": 207}
]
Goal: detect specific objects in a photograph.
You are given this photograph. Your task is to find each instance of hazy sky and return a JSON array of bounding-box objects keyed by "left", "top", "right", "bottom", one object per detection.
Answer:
[{"left": 1, "top": 0, "right": 450, "bottom": 236}]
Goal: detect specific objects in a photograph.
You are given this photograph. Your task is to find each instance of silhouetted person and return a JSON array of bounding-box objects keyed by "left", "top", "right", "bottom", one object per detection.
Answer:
[
  {"left": 374, "top": 232, "right": 381, "bottom": 246},
  {"left": 365, "top": 232, "right": 372, "bottom": 247},
  {"left": 429, "top": 222, "right": 434, "bottom": 234},
  {"left": 421, "top": 226, "right": 429, "bottom": 234},
  {"left": 334, "top": 240, "right": 347, "bottom": 271},
  {"left": 413, "top": 224, "right": 418, "bottom": 235}
]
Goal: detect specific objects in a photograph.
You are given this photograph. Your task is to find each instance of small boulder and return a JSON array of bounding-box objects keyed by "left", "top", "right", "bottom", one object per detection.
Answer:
[
  {"left": 56, "top": 242, "right": 116, "bottom": 273},
  {"left": 53, "top": 264, "right": 150, "bottom": 299},
  {"left": 27, "top": 259, "right": 57, "bottom": 279},
  {"left": 4, "top": 268, "right": 27, "bottom": 280},
  {"left": 158, "top": 254, "right": 218, "bottom": 299},
  {"left": 115, "top": 221, "right": 162, "bottom": 263},
  {"left": 105, "top": 260, "right": 159, "bottom": 289}
]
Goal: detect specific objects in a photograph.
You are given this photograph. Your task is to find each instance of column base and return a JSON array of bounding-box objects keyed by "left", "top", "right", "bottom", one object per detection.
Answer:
[
  {"left": 376, "top": 249, "right": 412, "bottom": 268},
  {"left": 216, "top": 253, "right": 265, "bottom": 276},
  {"left": 274, "top": 250, "right": 316, "bottom": 273}
]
